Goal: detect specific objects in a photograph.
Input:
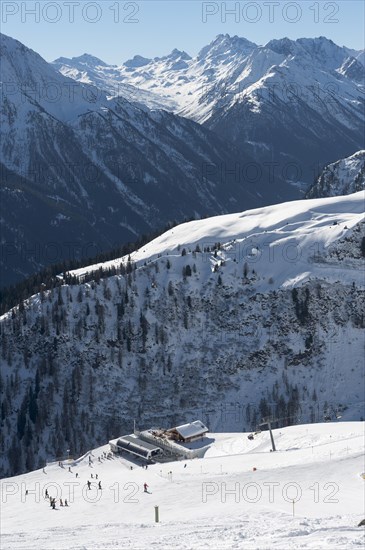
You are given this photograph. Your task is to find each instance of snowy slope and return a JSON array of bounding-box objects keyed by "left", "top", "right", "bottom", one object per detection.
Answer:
[
  {"left": 70, "top": 191, "right": 365, "bottom": 292},
  {"left": 1, "top": 192, "right": 364, "bottom": 479},
  {"left": 1, "top": 422, "right": 364, "bottom": 549},
  {"left": 52, "top": 53, "right": 178, "bottom": 111},
  {"left": 307, "top": 151, "right": 365, "bottom": 198}
]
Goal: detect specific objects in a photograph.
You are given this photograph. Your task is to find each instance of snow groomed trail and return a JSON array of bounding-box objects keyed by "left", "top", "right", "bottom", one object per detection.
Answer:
[{"left": 1, "top": 422, "right": 364, "bottom": 549}]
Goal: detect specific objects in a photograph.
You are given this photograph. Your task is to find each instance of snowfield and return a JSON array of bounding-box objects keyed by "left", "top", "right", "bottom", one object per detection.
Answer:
[
  {"left": 1, "top": 422, "right": 364, "bottom": 549},
  {"left": 70, "top": 191, "right": 365, "bottom": 292}
]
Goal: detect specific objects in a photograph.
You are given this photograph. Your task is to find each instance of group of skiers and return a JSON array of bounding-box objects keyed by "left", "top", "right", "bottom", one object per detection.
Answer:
[
  {"left": 56, "top": 451, "right": 110, "bottom": 473},
  {"left": 88, "top": 451, "right": 112, "bottom": 467},
  {"left": 86, "top": 479, "right": 102, "bottom": 490},
  {"left": 44, "top": 488, "right": 68, "bottom": 509},
  {"left": 27, "top": 448, "right": 158, "bottom": 511}
]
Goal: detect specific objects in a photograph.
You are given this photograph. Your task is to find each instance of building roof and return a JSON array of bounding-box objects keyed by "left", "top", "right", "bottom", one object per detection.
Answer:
[
  {"left": 123, "top": 435, "right": 160, "bottom": 451},
  {"left": 173, "top": 420, "right": 208, "bottom": 439},
  {"left": 118, "top": 435, "right": 161, "bottom": 453}
]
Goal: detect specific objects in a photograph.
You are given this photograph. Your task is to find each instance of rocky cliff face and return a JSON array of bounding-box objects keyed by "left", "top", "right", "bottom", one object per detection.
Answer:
[{"left": 306, "top": 150, "right": 365, "bottom": 198}]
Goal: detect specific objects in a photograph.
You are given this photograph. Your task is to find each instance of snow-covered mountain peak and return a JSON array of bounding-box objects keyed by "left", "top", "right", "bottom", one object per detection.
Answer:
[
  {"left": 197, "top": 33, "right": 257, "bottom": 61},
  {"left": 162, "top": 48, "right": 192, "bottom": 61},
  {"left": 151, "top": 48, "right": 192, "bottom": 69},
  {"left": 1, "top": 32, "right": 59, "bottom": 83},
  {"left": 69, "top": 53, "right": 109, "bottom": 67},
  {"left": 124, "top": 54, "right": 152, "bottom": 68},
  {"left": 1, "top": 32, "right": 109, "bottom": 124},
  {"left": 297, "top": 35, "right": 336, "bottom": 52},
  {"left": 296, "top": 36, "right": 353, "bottom": 69},
  {"left": 263, "top": 36, "right": 352, "bottom": 69},
  {"left": 265, "top": 37, "right": 299, "bottom": 57}
]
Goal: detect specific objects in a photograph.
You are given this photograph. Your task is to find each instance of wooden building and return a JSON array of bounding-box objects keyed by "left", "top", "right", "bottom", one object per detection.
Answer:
[{"left": 167, "top": 420, "right": 209, "bottom": 443}]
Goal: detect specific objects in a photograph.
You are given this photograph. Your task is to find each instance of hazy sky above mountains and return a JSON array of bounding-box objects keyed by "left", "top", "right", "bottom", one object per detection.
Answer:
[{"left": 2, "top": 1, "right": 364, "bottom": 64}]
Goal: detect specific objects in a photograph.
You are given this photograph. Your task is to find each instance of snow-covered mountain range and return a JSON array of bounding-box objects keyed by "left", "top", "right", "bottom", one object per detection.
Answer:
[
  {"left": 1, "top": 192, "right": 364, "bottom": 477},
  {"left": 54, "top": 34, "right": 365, "bottom": 183},
  {"left": 2, "top": 33, "right": 295, "bottom": 287},
  {"left": 1, "top": 32, "right": 364, "bottom": 286},
  {"left": 54, "top": 34, "right": 365, "bottom": 123},
  {"left": 306, "top": 150, "right": 365, "bottom": 198}
]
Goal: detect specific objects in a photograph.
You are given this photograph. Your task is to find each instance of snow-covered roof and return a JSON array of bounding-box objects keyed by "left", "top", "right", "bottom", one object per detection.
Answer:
[{"left": 172, "top": 421, "right": 208, "bottom": 439}]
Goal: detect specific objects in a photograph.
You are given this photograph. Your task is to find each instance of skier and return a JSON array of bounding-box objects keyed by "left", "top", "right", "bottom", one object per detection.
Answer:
[
  {"left": 52, "top": 500, "right": 56, "bottom": 510},
  {"left": 91, "top": 473, "right": 94, "bottom": 478},
  {"left": 45, "top": 489, "right": 49, "bottom": 498},
  {"left": 96, "top": 474, "right": 98, "bottom": 480},
  {"left": 75, "top": 473, "right": 78, "bottom": 478},
  {"left": 143, "top": 483, "right": 148, "bottom": 493},
  {"left": 65, "top": 499, "right": 69, "bottom": 507},
  {"left": 25, "top": 489, "right": 28, "bottom": 496},
  {"left": 87, "top": 480, "right": 91, "bottom": 490},
  {"left": 98, "top": 481, "right": 102, "bottom": 490},
  {"left": 60, "top": 499, "right": 63, "bottom": 507}
]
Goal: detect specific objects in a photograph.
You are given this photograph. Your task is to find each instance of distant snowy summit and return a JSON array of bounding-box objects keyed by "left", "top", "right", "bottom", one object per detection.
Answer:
[
  {"left": 124, "top": 54, "right": 151, "bottom": 68},
  {"left": 52, "top": 34, "right": 365, "bottom": 120},
  {"left": 52, "top": 33, "right": 365, "bottom": 187},
  {"left": 53, "top": 53, "right": 109, "bottom": 68},
  {"left": 307, "top": 151, "right": 365, "bottom": 198}
]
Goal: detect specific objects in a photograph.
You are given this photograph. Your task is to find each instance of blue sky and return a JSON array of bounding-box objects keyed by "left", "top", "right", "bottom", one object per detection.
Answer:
[{"left": 2, "top": 1, "right": 364, "bottom": 64}]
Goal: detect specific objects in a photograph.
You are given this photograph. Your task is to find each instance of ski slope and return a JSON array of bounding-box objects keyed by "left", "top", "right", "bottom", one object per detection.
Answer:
[{"left": 1, "top": 423, "right": 364, "bottom": 549}]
